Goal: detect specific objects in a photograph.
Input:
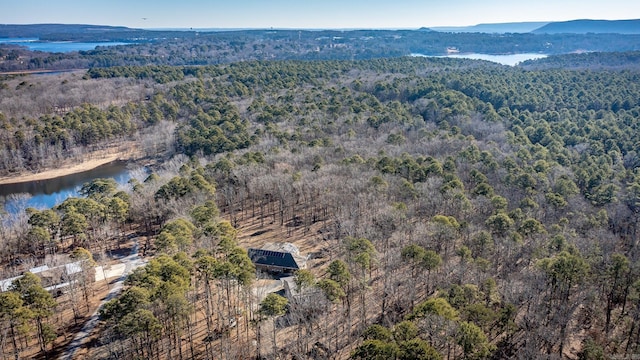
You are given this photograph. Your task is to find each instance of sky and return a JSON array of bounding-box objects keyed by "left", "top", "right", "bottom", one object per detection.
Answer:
[{"left": 2, "top": 0, "right": 640, "bottom": 29}]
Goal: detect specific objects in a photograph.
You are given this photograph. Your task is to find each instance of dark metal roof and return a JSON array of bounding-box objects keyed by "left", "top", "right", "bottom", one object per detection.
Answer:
[{"left": 248, "top": 248, "right": 299, "bottom": 270}]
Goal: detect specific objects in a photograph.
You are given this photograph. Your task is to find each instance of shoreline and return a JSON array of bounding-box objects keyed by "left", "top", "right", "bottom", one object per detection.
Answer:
[
  {"left": 0, "top": 149, "right": 139, "bottom": 186},
  {"left": 0, "top": 69, "right": 86, "bottom": 76}
]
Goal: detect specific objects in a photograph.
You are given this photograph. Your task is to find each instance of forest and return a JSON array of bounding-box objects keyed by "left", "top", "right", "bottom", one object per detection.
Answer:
[
  {"left": 1, "top": 50, "right": 640, "bottom": 359},
  {"left": 3, "top": 26, "right": 640, "bottom": 73}
]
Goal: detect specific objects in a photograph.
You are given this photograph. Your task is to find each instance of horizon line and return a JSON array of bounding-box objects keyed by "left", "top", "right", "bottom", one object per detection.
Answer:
[{"left": 2, "top": 18, "right": 639, "bottom": 32}]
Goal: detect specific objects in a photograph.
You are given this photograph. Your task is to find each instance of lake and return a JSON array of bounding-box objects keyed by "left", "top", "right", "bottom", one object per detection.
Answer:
[
  {"left": 0, "top": 161, "right": 133, "bottom": 215},
  {"left": 411, "top": 52, "right": 548, "bottom": 66},
  {"left": 0, "top": 38, "right": 131, "bottom": 53}
]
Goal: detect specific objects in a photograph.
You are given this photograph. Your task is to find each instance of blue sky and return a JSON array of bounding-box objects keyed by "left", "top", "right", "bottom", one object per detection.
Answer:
[{"left": 3, "top": 0, "right": 639, "bottom": 29}]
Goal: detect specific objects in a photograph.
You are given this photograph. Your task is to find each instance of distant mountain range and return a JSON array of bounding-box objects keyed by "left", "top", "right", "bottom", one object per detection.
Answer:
[
  {"left": 430, "top": 22, "right": 549, "bottom": 34},
  {"left": 531, "top": 19, "right": 640, "bottom": 34},
  {"left": 430, "top": 19, "right": 640, "bottom": 34}
]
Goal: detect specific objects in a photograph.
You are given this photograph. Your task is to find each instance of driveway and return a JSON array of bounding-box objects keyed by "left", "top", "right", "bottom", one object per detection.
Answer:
[{"left": 58, "top": 239, "right": 146, "bottom": 360}]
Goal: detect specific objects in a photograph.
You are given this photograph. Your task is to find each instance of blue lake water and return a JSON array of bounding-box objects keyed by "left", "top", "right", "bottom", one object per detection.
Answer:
[
  {"left": 0, "top": 38, "right": 130, "bottom": 53},
  {"left": 0, "top": 161, "right": 133, "bottom": 215},
  {"left": 411, "top": 53, "right": 548, "bottom": 66}
]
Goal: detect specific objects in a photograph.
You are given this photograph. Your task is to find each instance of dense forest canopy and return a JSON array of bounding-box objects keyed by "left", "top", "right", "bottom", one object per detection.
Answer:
[
  {"left": 1, "top": 42, "right": 640, "bottom": 359},
  {"left": 520, "top": 50, "right": 640, "bottom": 70}
]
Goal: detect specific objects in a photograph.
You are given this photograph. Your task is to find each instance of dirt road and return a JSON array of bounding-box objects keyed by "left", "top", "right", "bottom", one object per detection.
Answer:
[{"left": 58, "top": 240, "right": 146, "bottom": 360}]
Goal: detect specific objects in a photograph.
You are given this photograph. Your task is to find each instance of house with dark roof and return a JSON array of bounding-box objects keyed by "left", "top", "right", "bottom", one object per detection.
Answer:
[{"left": 248, "top": 248, "right": 304, "bottom": 274}]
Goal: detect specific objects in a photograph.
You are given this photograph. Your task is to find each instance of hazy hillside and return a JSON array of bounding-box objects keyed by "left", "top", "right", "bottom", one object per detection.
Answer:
[
  {"left": 432, "top": 19, "right": 640, "bottom": 34},
  {"left": 430, "top": 21, "right": 549, "bottom": 33},
  {"left": 0, "top": 24, "right": 137, "bottom": 38},
  {"left": 532, "top": 19, "right": 640, "bottom": 34}
]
